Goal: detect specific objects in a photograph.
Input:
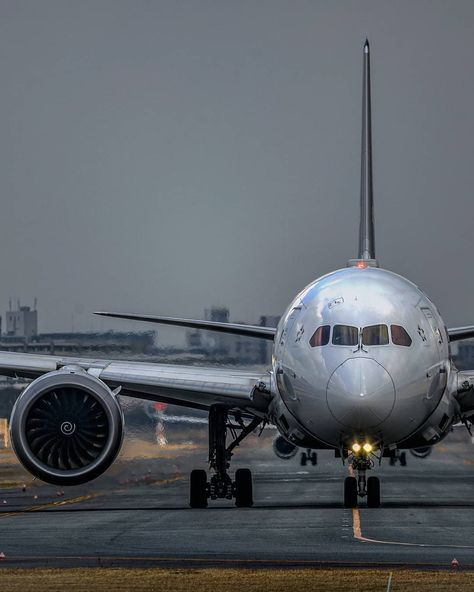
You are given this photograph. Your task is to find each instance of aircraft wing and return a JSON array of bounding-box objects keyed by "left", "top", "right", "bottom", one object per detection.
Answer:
[
  {"left": 0, "top": 351, "right": 272, "bottom": 414},
  {"left": 448, "top": 326, "right": 474, "bottom": 342},
  {"left": 94, "top": 311, "right": 277, "bottom": 340}
]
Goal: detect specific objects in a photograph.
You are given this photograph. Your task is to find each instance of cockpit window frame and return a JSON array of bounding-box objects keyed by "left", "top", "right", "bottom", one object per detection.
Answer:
[
  {"left": 331, "top": 324, "right": 359, "bottom": 346},
  {"left": 390, "top": 324, "right": 412, "bottom": 347},
  {"left": 362, "top": 324, "right": 389, "bottom": 346},
  {"left": 309, "top": 325, "right": 330, "bottom": 347},
  {"left": 309, "top": 323, "right": 413, "bottom": 348}
]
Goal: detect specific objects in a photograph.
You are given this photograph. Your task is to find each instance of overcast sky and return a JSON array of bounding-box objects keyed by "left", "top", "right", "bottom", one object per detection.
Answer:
[{"left": 0, "top": 1, "right": 473, "bottom": 344}]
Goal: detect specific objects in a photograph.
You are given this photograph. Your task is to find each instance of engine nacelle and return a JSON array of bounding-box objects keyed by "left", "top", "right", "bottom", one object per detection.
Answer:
[
  {"left": 273, "top": 435, "right": 298, "bottom": 460},
  {"left": 410, "top": 446, "right": 432, "bottom": 459},
  {"left": 10, "top": 366, "right": 124, "bottom": 486}
]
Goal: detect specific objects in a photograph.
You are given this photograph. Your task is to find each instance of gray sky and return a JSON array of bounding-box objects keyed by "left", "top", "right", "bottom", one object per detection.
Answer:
[{"left": 0, "top": 1, "right": 473, "bottom": 344}]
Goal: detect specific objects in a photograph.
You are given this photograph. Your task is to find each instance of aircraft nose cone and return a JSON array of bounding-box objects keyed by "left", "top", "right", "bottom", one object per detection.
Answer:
[{"left": 326, "top": 358, "right": 395, "bottom": 429}]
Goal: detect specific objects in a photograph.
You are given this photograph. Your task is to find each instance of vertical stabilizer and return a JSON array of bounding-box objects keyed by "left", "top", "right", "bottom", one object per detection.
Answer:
[{"left": 358, "top": 39, "right": 377, "bottom": 264}]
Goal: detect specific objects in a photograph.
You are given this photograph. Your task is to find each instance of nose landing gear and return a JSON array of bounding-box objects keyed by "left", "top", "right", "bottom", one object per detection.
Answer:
[
  {"left": 367, "top": 476, "right": 380, "bottom": 507},
  {"left": 189, "top": 406, "right": 262, "bottom": 509},
  {"left": 343, "top": 453, "right": 380, "bottom": 508},
  {"left": 344, "top": 475, "right": 358, "bottom": 507}
]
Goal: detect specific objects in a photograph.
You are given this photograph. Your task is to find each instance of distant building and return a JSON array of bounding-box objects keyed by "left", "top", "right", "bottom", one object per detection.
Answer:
[
  {"left": 6, "top": 306, "right": 37, "bottom": 340},
  {"left": 257, "top": 314, "right": 280, "bottom": 365},
  {"left": 1, "top": 301, "right": 155, "bottom": 358},
  {"left": 0, "top": 331, "right": 156, "bottom": 357},
  {"left": 186, "top": 307, "right": 230, "bottom": 354},
  {"left": 0, "top": 300, "right": 278, "bottom": 365},
  {"left": 186, "top": 306, "right": 280, "bottom": 365},
  {"left": 205, "top": 307, "right": 229, "bottom": 323}
]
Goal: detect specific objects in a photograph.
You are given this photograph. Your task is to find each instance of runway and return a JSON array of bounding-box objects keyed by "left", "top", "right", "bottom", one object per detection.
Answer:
[{"left": 1, "top": 427, "right": 474, "bottom": 569}]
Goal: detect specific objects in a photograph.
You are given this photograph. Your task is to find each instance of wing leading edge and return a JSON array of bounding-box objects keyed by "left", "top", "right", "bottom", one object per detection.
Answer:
[
  {"left": 94, "top": 312, "right": 276, "bottom": 340},
  {"left": 447, "top": 326, "right": 474, "bottom": 342},
  {"left": 0, "top": 351, "right": 271, "bottom": 413}
]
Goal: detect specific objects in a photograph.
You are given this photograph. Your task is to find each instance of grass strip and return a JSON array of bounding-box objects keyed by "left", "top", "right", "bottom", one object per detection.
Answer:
[{"left": 0, "top": 567, "right": 473, "bottom": 592}]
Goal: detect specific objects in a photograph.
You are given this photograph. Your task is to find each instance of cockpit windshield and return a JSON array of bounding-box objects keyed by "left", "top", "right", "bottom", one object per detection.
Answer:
[
  {"left": 362, "top": 324, "right": 389, "bottom": 346},
  {"left": 309, "top": 323, "right": 412, "bottom": 347},
  {"left": 391, "top": 325, "right": 412, "bottom": 346},
  {"left": 309, "top": 325, "right": 330, "bottom": 347},
  {"left": 332, "top": 325, "right": 358, "bottom": 346}
]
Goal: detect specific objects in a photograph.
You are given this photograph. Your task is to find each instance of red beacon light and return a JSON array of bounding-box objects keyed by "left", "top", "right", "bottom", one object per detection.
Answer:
[{"left": 347, "top": 258, "right": 378, "bottom": 269}]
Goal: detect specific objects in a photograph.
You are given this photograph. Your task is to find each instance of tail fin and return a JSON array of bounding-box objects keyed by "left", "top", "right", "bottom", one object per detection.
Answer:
[{"left": 356, "top": 39, "right": 377, "bottom": 266}]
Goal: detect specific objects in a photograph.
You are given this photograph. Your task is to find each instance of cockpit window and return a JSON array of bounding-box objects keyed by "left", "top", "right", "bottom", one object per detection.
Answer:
[
  {"left": 391, "top": 325, "right": 412, "bottom": 346},
  {"left": 362, "top": 324, "right": 389, "bottom": 346},
  {"left": 309, "top": 325, "right": 330, "bottom": 347},
  {"left": 332, "top": 325, "right": 358, "bottom": 346}
]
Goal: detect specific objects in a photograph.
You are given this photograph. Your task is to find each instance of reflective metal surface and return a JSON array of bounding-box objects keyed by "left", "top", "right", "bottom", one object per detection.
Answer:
[
  {"left": 326, "top": 357, "right": 395, "bottom": 429},
  {"left": 271, "top": 265, "right": 453, "bottom": 449}
]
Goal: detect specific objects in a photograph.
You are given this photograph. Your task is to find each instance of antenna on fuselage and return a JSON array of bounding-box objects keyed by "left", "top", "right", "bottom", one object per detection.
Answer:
[{"left": 349, "top": 39, "right": 378, "bottom": 269}]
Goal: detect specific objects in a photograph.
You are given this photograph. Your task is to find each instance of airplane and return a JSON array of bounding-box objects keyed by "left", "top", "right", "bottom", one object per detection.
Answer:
[{"left": 2, "top": 39, "right": 474, "bottom": 509}]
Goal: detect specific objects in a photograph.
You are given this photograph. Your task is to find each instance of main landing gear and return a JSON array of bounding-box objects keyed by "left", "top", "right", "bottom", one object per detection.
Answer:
[
  {"left": 189, "top": 406, "right": 261, "bottom": 509},
  {"left": 300, "top": 449, "right": 318, "bottom": 467},
  {"left": 344, "top": 453, "right": 380, "bottom": 508},
  {"left": 389, "top": 450, "right": 407, "bottom": 466}
]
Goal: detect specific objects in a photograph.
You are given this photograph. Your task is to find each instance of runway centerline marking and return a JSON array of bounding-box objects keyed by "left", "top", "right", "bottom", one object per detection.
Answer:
[{"left": 348, "top": 463, "right": 474, "bottom": 549}]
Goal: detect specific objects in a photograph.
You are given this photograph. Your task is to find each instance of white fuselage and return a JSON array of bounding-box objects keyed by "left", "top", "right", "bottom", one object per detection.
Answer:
[{"left": 269, "top": 266, "right": 456, "bottom": 451}]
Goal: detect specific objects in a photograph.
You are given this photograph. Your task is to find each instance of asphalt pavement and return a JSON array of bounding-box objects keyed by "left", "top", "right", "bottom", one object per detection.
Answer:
[{"left": 0, "top": 428, "right": 474, "bottom": 569}]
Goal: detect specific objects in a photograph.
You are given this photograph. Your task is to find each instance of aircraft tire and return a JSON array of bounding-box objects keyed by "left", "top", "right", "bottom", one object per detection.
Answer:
[
  {"left": 190, "top": 469, "right": 208, "bottom": 508},
  {"left": 344, "top": 476, "right": 358, "bottom": 508},
  {"left": 300, "top": 452, "right": 307, "bottom": 466},
  {"left": 311, "top": 452, "right": 318, "bottom": 466},
  {"left": 367, "top": 476, "right": 380, "bottom": 508},
  {"left": 235, "top": 468, "right": 253, "bottom": 508},
  {"left": 400, "top": 452, "right": 407, "bottom": 466}
]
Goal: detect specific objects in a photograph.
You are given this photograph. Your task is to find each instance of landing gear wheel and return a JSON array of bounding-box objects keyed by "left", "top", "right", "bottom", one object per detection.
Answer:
[
  {"left": 300, "top": 452, "right": 307, "bottom": 466},
  {"left": 190, "top": 469, "right": 208, "bottom": 508},
  {"left": 234, "top": 468, "right": 253, "bottom": 507},
  {"left": 389, "top": 456, "right": 396, "bottom": 466},
  {"left": 367, "top": 476, "right": 380, "bottom": 508},
  {"left": 311, "top": 452, "right": 318, "bottom": 466},
  {"left": 400, "top": 452, "right": 407, "bottom": 466},
  {"left": 344, "top": 476, "right": 358, "bottom": 508}
]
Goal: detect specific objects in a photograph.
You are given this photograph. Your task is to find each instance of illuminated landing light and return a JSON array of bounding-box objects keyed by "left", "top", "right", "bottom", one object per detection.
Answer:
[{"left": 351, "top": 442, "right": 373, "bottom": 454}]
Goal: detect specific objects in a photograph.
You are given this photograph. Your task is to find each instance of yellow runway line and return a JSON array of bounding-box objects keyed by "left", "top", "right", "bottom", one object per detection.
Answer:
[
  {"left": 347, "top": 463, "right": 363, "bottom": 539},
  {"left": 348, "top": 465, "right": 474, "bottom": 549},
  {"left": 352, "top": 507, "right": 362, "bottom": 539},
  {"left": 0, "top": 493, "right": 100, "bottom": 520}
]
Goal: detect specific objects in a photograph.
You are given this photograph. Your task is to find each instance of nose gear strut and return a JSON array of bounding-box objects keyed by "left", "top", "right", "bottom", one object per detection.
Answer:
[{"left": 344, "top": 451, "right": 380, "bottom": 508}]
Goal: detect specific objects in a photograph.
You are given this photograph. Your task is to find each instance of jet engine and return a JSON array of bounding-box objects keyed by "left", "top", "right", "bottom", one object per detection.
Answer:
[
  {"left": 10, "top": 367, "right": 123, "bottom": 485},
  {"left": 410, "top": 446, "right": 432, "bottom": 459},
  {"left": 273, "top": 435, "right": 298, "bottom": 460}
]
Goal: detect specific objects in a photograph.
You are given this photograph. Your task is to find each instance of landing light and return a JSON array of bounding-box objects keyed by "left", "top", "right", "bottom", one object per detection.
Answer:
[{"left": 351, "top": 442, "right": 373, "bottom": 454}]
